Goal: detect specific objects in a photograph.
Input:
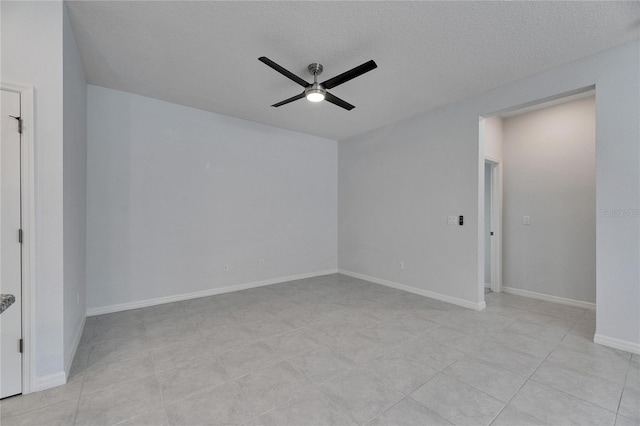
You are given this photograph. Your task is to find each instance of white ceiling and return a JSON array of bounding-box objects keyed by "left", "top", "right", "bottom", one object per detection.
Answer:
[{"left": 66, "top": 1, "right": 640, "bottom": 141}]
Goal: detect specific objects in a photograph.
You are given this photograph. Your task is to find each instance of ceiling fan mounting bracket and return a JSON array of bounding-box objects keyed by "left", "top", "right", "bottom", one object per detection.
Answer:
[{"left": 307, "top": 63, "right": 323, "bottom": 76}]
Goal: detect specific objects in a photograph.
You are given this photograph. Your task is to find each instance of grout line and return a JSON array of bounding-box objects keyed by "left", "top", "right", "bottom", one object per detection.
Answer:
[
  {"left": 148, "top": 336, "right": 175, "bottom": 426},
  {"left": 72, "top": 359, "right": 88, "bottom": 425},
  {"left": 362, "top": 394, "right": 410, "bottom": 425},
  {"left": 526, "top": 377, "right": 620, "bottom": 416},
  {"left": 162, "top": 406, "right": 171, "bottom": 426},
  {"left": 615, "top": 356, "right": 633, "bottom": 415},
  {"left": 486, "top": 377, "right": 532, "bottom": 426},
  {"left": 486, "top": 312, "right": 592, "bottom": 425},
  {"left": 486, "top": 343, "right": 558, "bottom": 426},
  {"left": 518, "top": 335, "right": 623, "bottom": 416},
  {"left": 541, "top": 355, "right": 628, "bottom": 387},
  {"left": 235, "top": 376, "right": 261, "bottom": 420},
  {"left": 440, "top": 370, "right": 507, "bottom": 404}
]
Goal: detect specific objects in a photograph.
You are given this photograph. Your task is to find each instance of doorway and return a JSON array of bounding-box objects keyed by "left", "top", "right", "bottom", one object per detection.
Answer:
[
  {"left": 1, "top": 88, "right": 23, "bottom": 398},
  {"left": 479, "top": 88, "right": 596, "bottom": 310}
]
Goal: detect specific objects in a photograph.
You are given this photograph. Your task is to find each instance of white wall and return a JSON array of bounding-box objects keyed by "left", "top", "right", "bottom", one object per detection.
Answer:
[
  {"left": 503, "top": 96, "right": 595, "bottom": 303},
  {"left": 62, "top": 4, "right": 87, "bottom": 374},
  {"left": 1, "top": 1, "right": 66, "bottom": 383},
  {"left": 86, "top": 86, "right": 338, "bottom": 312},
  {"left": 339, "top": 41, "right": 639, "bottom": 350}
]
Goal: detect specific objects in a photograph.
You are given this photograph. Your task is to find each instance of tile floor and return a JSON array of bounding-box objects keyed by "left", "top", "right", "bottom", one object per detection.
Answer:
[{"left": 1, "top": 274, "right": 638, "bottom": 426}]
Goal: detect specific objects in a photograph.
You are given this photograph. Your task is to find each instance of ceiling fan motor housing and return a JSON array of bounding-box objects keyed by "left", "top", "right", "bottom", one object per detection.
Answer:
[{"left": 308, "top": 63, "right": 323, "bottom": 76}]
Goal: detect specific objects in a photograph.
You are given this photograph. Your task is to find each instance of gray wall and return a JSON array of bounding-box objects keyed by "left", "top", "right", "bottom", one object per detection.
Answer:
[
  {"left": 339, "top": 105, "right": 481, "bottom": 307},
  {"left": 503, "top": 96, "right": 596, "bottom": 303},
  {"left": 86, "top": 86, "right": 338, "bottom": 312},
  {"left": 1, "top": 1, "right": 65, "bottom": 382},
  {"left": 62, "top": 4, "right": 87, "bottom": 374},
  {"left": 339, "top": 41, "right": 639, "bottom": 348}
]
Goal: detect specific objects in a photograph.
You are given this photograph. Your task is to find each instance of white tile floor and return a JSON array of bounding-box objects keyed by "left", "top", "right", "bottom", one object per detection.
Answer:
[{"left": 1, "top": 274, "right": 638, "bottom": 425}]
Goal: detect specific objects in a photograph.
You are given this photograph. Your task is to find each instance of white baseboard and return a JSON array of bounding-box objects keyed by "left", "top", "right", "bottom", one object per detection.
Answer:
[
  {"left": 502, "top": 286, "right": 595, "bottom": 310},
  {"left": 87, "top": 269, "right": 338, "bottom": 316},
  {"left": 31, "top": 315, "right": 86, "bottom": 393},
  {"left": 594, "top": 333, "right": 640, "bottom": 355},
  {"left": 33, "top": 372, "right": 67, "bottom": 392},
  {"left": 338, "top": 269, "right": 486, "bottom": 311},
  {"left": 65, "top": 314, "right": 86, "bottom": 377}
]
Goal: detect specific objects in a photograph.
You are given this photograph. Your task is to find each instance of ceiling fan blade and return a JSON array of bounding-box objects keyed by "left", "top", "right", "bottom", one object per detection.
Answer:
[
  {"left": 321, "top": 60, "right": 377, "bottom": 90},
  {"left": 324, "top": 92, "right": 355, "bottom": 111},
  {"left": 272, "top": 92, "right": 305, "bottom": 107},
  {"left": 259, "top": 57, "right": 310, "bottom": 87}
]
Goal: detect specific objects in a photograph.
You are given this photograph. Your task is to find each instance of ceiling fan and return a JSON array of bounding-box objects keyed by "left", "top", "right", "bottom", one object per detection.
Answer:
[{"left": 258, "top": 57, "right": 377, "bottom": 111}]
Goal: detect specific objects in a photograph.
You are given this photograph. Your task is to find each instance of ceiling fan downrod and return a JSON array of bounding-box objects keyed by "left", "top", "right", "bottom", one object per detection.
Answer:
[{"left": 305, "top": 63, "right": 326, "bottom": 102}]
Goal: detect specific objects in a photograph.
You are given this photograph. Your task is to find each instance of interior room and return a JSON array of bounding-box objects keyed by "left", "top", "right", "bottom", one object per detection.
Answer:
[{"left": 1, "top": 1, "right": 639, "bottom": 425}]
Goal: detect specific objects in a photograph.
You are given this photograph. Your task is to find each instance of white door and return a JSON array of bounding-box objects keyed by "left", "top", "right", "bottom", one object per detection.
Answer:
[{"left": 0, "top": 89, "right": 22, "bottom": 398}]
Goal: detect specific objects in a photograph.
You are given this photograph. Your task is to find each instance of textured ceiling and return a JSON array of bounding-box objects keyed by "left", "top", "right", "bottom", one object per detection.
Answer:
[{"left": 66, "top": 1, "right": 640, "bottom": 141}]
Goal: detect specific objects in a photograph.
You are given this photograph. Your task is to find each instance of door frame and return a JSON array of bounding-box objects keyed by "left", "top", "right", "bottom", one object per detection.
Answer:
[
  {"left": 1, "top": 82, "right": 35, "bottom": 395},
  {"left": 484, "top": 157, "right": 502, "bottom": 293}
]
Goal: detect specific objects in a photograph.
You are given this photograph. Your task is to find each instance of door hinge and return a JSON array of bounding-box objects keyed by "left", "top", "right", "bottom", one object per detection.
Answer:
[
  {"left": 18, "top": 229, "right": 23, "bottom": 244},
  {"left": 9, "top": 115, "right": 22, "bottom": 134},
  {"left": 19, "top": 339, "right": 23, "bottom": 353}
]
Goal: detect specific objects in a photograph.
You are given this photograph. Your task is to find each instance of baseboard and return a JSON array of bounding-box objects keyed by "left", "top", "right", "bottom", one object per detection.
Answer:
[
  {"left": 338, "top": 269, "right": 486, "bottom": 311},
  {"left": 594, "top": 333, "right": 640, "bottom": 355},
  {"left": 33, "top": 371, "right": 67, "bottom": 392},
  {"left": 65, "top": 314, "right": 86, "bottom": 377},
  {"left": 87, "top": 269, "right": 339, "bottom": 316},
  {"left": 502, "top": 286, "right": 595, "bottom": 310}
]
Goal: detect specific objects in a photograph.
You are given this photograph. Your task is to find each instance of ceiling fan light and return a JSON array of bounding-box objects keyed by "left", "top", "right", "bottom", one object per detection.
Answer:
[
  {"left": 306, "top": 91, "right": 325, "bottom": 102},
  {"left": 305, "top": 82, "right": 326, "bottom": 103}
]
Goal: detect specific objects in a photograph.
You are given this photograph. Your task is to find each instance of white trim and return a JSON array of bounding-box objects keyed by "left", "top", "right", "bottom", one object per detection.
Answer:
[
  {"left": 1, "top": 82, "right": 36, "bottom": 395},
  {"left": 33, "top": 372, "right": 66, "bottom": 392},
  {"left": 486, "top": 159, "right": 502, "bottom": 294},
  {"left": 477, "top": 118, "right": 486, "bottom": 305},
  {"left": 594, "top": 334, "right": 640, "bottom": 355},
  {"left": 87, "top": 269, "right": 338, "bottom": 316},
  {"left": 64, "top": 315, "right": 86, "bottom": 377},
  {"left": 502, "top": 286, "right": 595, "bottom": 310},
  {"left": 499, "top": 88, "right": 596, "bottom": 118},
  {"left": 339, "top": 269, "right": 486, "bottom": 311}
]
